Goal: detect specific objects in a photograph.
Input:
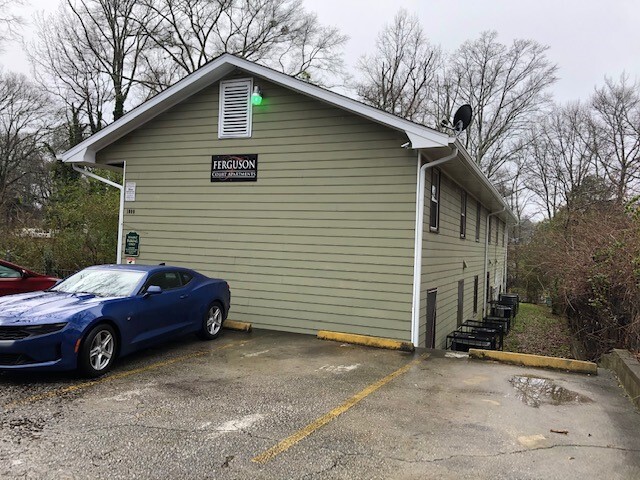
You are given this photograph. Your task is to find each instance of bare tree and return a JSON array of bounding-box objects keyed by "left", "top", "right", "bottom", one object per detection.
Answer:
[
  {"left": 590, "top": 73, "right": 640, "bottom": 202},
  {"left": 523, "top": 126, "right": 561, "bottom": 219},
  {"left": 29, "top": 0, "right": 152, "bottom": 138},
  {"left": 136, "top": 0, "right": 347, "bottom": 93},
  {"left": 29, "top": 8, "right": 112, "bottom": 136},
  {"left": 447, "top": 31, "right": 558, "bottom": 180},
  {"left": 0, "top": 0, "right": 24, "bottom": 50},
  {"left": 524, "top": 103, "right": 599, "bottom": 218},
  {"left": 355, "top": 9, "right": 441, "bottom": 123},
  {"left": 0, "top": 72, "right": 50, "bottom": 224},
  {"left": 65, "top": 0, "right": 151, "bottom": 121}
]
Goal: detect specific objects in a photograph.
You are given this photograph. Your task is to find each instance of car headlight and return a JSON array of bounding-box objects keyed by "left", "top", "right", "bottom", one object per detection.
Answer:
[
  {"left": 0, "top": 323, "right": 68, "bottom": 341},
  {"left": 23, "top": 323, "right": 68, "bottom": 335}
]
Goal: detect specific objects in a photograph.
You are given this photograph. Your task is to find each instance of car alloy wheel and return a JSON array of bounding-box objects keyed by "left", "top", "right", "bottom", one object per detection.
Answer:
[
  {"left": 198, "top": 302, "right": 224, "bottom": 340},
  {"left": 89, "top": 330, "right": 115, "bottom": 371},
  {"left": 80, "top": 323, "right": 118, "bottom": 377},
  {"left": 207, "top": 305, "right": 223, "bottom": 336}
]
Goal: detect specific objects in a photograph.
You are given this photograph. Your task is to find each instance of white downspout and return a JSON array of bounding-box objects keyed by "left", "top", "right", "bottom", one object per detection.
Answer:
[
  {"left": 72, "top": 163, "right": 126, "bottom": 264},
  {"left": 504, "top": 227, "right": 509, "bottom": 293},
  {"left": 483, "top": 206, "right": 506, "bottom": 315},
  {"left": 411, "top": 146, "right": 458, "bottom": 347}
]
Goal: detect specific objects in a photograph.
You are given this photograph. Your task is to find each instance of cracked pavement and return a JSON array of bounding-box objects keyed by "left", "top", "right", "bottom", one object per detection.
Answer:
[{"left": 1, "top": 330, "right": 639, "bottom": 479}]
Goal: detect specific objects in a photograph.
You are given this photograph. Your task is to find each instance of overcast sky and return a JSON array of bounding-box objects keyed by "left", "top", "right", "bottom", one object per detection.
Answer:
[{"left": 1, "top": 0, "right": 639, "bottom": 104}]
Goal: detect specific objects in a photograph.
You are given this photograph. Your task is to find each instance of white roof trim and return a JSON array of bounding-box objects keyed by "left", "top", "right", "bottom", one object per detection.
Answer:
[
  {"left": 59, "top": 54, "right": 513, "bottom": 221},
  {"left": 60, "top": 54, "right": 450, "bottom": 164}
]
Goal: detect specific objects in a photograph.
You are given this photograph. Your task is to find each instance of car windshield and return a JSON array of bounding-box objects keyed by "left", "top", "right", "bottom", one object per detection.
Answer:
[{"left": 51, "top": 269, "right": 146, "bottom": 297}]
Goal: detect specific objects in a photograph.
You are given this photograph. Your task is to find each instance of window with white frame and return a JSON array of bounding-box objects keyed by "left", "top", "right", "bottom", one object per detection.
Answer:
[{"left": 218, "top": 79, "right": 253, "bottom": 138}]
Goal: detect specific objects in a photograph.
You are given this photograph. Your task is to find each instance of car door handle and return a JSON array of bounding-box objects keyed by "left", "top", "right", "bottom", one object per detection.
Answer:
[{"left": 180, "top": 294, "right": 189, "bottom": 299}]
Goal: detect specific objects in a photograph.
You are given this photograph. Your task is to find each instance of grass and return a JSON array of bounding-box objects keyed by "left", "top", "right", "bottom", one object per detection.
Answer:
[{"left": 503, "top": 303, "right": 574, "bottom": 359}]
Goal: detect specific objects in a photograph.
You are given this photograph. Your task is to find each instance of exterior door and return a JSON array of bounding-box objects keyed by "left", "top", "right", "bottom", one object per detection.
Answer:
[{"left": 425, "top": 289, "right": 437, "bottom": 348}]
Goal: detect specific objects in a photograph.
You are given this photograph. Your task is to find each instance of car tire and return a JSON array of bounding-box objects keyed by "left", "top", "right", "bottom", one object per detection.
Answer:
[
  {"left": 198, "top": 302, "right": 224, "bottom": 340},
  {"left": 79, "top": 323, "right": 118, "bottom": 377}
]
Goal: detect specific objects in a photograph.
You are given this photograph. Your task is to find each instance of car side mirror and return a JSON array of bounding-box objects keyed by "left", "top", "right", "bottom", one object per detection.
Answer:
[
  {"left": 144, "top": 285, "right": 162, "bottom": 298},
  {"left": 20, "top": 269, "right": 29, "bottom": 279}
]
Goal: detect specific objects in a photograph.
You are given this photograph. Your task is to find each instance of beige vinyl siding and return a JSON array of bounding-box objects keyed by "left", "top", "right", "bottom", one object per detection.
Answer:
[
  {"left": 418, "top": 165, "right": 507, "bottom": 349},
  {"left": 487, "top": 218, "right": 508, "bottom": 301},
  {"left": 96, "top": 76, "right": 417, "bottom": 340}
]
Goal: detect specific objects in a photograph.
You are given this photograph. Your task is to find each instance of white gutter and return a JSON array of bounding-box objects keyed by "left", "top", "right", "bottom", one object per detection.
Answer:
[
  {"left": 72, "top": 163, "right": 126, "bottom": 264},
  {"left": 483, "top": 206, "right": 506, "bottom": 315},
  {"left": 411, "top": 146, "right": 458, "bottom": 347}
]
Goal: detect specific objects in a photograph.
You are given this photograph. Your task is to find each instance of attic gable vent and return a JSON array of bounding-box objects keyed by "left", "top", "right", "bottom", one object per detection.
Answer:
[{"left": 218, "top": 79, "right": 253, "bottom": 138}]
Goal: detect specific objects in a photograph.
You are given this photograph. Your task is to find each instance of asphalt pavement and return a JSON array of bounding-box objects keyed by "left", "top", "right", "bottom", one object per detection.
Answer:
[{"left": 1, "top": 329, "right": 639, "bottom": 479}]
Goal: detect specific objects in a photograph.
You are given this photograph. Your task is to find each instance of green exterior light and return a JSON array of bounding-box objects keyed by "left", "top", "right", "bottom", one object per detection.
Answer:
[{"left": 251, "top": 86, "right": 263, "bottom": 106}]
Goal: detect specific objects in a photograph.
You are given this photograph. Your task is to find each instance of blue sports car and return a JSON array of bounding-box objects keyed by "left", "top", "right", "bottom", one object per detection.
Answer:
[{"left": 0, "top": 264, "right": 231, "bottom": 376}]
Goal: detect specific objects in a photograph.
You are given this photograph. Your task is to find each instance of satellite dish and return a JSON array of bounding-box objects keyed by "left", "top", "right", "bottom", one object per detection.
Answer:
[{"left": 452, "top": 104, "right": 472, "bottom": 132}]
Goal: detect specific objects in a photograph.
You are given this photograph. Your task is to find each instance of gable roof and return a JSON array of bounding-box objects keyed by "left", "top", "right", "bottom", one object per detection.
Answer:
[
  {"left": 61, "top": 53, "right": 451, "bottom": 165},
  {"left": 60, "top": 53, "right": 516, "bottom": 223}
]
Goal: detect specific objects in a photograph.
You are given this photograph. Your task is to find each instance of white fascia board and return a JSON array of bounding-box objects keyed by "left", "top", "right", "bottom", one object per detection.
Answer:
[
  {"left": 406, "top": 132, "right": 450, "bottom": 149},
  {"left": 231, "top": 57, "right": 451, "bottom": 148},
  {"left": 61, "top": 60, "right": 236, "bottom": 163},
  {"left": 61, "top": 54, "right": 451, "bottom": 163}
]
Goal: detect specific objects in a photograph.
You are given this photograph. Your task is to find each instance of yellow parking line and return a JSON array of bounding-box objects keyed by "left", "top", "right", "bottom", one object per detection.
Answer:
[
  {"left": 252, "top": 355, "right": 424, "bottom": 464},
  {"left": 3, "top": 339, "right": 251, "bottom": 410}
]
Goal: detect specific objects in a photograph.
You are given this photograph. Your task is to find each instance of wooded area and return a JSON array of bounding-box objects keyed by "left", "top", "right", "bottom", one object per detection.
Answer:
[{"left": 0, "top": 2, "right": 638, "bottom": 357}]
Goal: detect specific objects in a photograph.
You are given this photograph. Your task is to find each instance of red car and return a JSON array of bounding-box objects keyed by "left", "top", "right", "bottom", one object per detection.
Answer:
[{"left": 0, "top": 260, "right": 59, "bottom": 296}]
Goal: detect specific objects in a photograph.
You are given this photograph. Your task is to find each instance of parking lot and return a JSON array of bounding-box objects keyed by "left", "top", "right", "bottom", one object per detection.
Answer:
[{"left": 1, "top": 329, "right": 639, "bottom": 479}]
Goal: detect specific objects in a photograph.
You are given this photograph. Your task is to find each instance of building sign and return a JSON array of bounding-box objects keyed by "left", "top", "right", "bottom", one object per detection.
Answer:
[
  {"left": 125, "top": 257, "right": 136, "bottom": 265},
  {"left": 124, "top": 231, "right": 140, "bottom": 257},
  {"left": 211, "top": 154, "right": 258, "bottom": 182},
  {"left": 125, "top": 182, "right": 137, "bottom": 201}
]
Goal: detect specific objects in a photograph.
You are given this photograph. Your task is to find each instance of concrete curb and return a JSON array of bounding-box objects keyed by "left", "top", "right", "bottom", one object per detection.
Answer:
[
  {"left": 224, "top": 320, "right": 252, "bottom": 332},
  {"left": 468, "top": 349, "right": 598, "bottom": 375},
  {"left": 317, "top": 330, "right": 415, "bottom": 352},
  {"left": 600, "top": 349, "right": 640, "bottom": 409}
]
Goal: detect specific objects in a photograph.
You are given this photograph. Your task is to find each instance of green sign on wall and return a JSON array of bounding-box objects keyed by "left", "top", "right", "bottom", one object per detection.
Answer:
[{"left": 125, "top": 231, "right": 140, "bottom": 257}]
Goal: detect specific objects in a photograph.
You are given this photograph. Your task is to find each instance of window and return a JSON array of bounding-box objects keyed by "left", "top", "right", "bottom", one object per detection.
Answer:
[
  {"left": 0, "top": 264, "right": 21, "bottom": 278},
  {"left": 180, "top": 272, "right": 193, "bottom": 285},
  {"left": 429, "top": 169, "right": 441, "bottom": 232},
  {"left": 475, "top": 201, "right": 481, "bottom": 242},
  {"left": 460, "top": 190, "right": 467, "bottom": 239},
  {"left": 496, "top": 219, "right": 499, "bottom": 244},
  {"left": 143, "top": 271, "right": 183, "bottom": 292},
  {"left": 488, "top": 216, "right": 492, "bottom": 244},
  {"left": 218, "top": 79, "right": 253, "bottom": 138},
  {"left": 473, "top": 275, "right": 479, "bottom": 314},
  {"left": 53, "top": 269, "right": 146, "bottom": 297}
]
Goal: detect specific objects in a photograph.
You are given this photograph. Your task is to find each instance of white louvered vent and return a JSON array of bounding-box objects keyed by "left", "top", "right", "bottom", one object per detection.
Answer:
[{"left": 218, "top": 79, "right": 253, "bottom": 138}]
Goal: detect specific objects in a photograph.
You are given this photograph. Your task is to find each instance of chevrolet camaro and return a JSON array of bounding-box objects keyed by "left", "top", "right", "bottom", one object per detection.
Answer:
[{"left": 0, "top": 264, "right": 231, "bottom": 376}]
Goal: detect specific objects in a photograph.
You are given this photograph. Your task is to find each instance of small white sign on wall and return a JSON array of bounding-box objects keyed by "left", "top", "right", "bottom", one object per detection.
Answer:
[{"left": 125, "top": 182, "right": 136, "bottom": 202}]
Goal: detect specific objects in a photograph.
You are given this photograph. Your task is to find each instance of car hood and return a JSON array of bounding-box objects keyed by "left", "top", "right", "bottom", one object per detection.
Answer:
[{"left": 0, "top": 291, "right": 114, "bottom": 325}]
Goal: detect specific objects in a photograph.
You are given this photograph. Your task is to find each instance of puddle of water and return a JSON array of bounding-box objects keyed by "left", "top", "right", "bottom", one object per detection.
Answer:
[{"left": 509, "top": 375, "right": 593, "bottom": 408}]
